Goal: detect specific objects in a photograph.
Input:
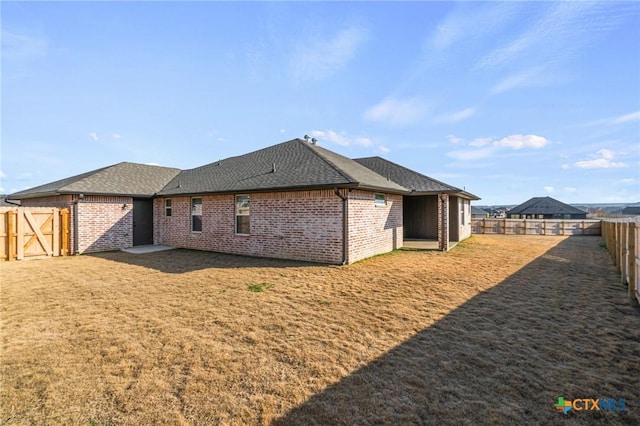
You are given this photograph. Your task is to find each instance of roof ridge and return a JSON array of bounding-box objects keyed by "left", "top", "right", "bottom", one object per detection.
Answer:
[{"left": 300, "top": 141, "right": 355, "bottom": 184}]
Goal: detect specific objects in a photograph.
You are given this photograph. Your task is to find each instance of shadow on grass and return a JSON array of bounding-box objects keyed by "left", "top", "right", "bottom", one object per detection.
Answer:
[
  {"left": 88, "top": 248, "right": 319, "bottom": 273},
  {"left": 273, "top": 237, "right": 640, "bottom": 425}
]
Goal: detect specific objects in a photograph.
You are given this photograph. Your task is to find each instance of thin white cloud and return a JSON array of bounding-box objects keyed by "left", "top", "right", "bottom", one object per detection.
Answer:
[
  {"left": 428, "top": 3, "right": 520, "bottom": 51},
  {"left": 279, "top": 128, "right": 286, "bottom": 133},
  {"left": 436, "top": 107, "right": 476, "bottom": 123},
  {"left": 564, "top": 187, "right": 577, "bottom": 193},
  {"left": 89, "top": 132, "right": 99, "bottom": 141},
  {"left": 112, "top": 133, "right": 121, "bottom": 139},
  {"left": 447, "top": 135, "right": 464, "bottom": 145},
  {"left": 561, "top": 163, "right": 570, "bottom": 170},
  {"left": 584, "top": 110, "right": 640, "bottom": 127},
  {"left": 310, "top": 130, "right": 373, "bottom": 148},
  {"left": 469, "top": 137, "right": 493, "bottom": 147},
  {"left": 544, "top": 186, "right": 555, "bottom": 193},
  {"left": 447, "top": 146, "right": 496, "bottom": 161},
  {"left": 363, "top": 97, "right": 429, "bottom": 126},
  {"left": 0, "top": 170, "right": 7, "bottom": 179},
  {"left": 490, "top": 68, "right": 543, "bottom": 94},
  {"left": 447, "top": 134, "right": 549, "bottom": 161},
  {"left": 291, "top": 27, "right": 368, "bottom": 82},
  {"left": 477, "top": 2, "right": 625, "bottom": 69},
  {"left": 493, "top": 134, "right": 549, "bottom": 149},
  {"left": 574, "top": 149, "right": 626, "bottom": 169},
  {"left": 612, "top": 111, "right": 640, "bottom": 124},
  {"left": 1, "top": 30, "right": 47, "bottom": 61},
  {"left": 377, "top": 146, "right": 390, "bottom": 154}
]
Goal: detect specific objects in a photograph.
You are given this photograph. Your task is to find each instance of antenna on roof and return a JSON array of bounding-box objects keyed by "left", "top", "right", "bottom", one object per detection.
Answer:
[
  {"left": 311, "top": 138, "right": 317, "bottom": 145},
  {"left": 304, "top": 134, "right": 310, "bottom": 141}
]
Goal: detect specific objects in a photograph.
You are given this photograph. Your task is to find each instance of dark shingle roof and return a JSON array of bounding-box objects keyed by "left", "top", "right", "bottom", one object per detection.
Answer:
[
  {"left": 471, "top": 206, "right": 488, "bottom": 216},
  {"left": 158, "top": 139, "right": 407, "bottom": 195},
  {"left": 508, "top": 197, "right": 586, "bottom": 215},
  {"left": 9, "top": 162, "right": 181, "bottom": 199},
  {"left": 354, "top": 156, "right": 480, "bottom": 199},
  {"left": 621, "top": 204, "right": 640, "bottom": 215}
]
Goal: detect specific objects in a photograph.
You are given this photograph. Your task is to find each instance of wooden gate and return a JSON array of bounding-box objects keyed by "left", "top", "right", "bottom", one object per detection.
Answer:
[{"left": 0, "top": 207, "right": 70, "bottom": 260}]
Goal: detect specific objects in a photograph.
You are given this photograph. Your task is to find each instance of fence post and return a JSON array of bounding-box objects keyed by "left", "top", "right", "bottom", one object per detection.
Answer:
[
  {"left": 629, "top": 222, "right": 636, "bottom": 300},
  {"left": 16, "top": 208, "right": 24, "bottom": 260},
  {"left": 621, "top": 222, "right": 628, "bottom": 285},
  {"left": 6, "top": 210, "right": 15, "bottom": 261},
  {"left": 60, "top": 209, "right": 69, "bottom": 256}
]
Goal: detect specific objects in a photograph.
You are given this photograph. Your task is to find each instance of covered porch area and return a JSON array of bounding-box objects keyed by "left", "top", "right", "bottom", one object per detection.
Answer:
[{"left": 402, "top": 193, "right": 468, "bottom": 251}]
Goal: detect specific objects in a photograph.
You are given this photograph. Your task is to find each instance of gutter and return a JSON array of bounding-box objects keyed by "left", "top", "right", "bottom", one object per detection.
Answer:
[
  {"left": 3, "top": 198, "right": 21, "bottom": 206},
  {"left": 334, "top": 188, "right": 348, "bottom": 265}
]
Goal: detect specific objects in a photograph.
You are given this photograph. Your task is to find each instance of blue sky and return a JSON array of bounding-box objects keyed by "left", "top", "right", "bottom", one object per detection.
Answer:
[{"left": 2, "top": 1, "right": 639, "bottom": 205}]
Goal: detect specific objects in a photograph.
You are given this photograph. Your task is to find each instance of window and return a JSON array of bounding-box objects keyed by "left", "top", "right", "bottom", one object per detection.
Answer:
[
  {"left": 165, "top": 199, "right": 172, "bottom": 217},
  {"left": 236, "top": 195, "right": 250, "bottom": 234},
  {"left": 374, "top": 193, "right": 386, "bottom": 207},
  {"left": 191, "top": 197, "right": 202, "bottom": 232}
]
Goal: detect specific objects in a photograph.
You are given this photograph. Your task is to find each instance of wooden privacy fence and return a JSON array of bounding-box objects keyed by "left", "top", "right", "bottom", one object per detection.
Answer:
[
  {"left": 601, "top": 218, "right": 639, "bottom": 303},
  {"left": 0, "top": 207, "right": 70, "bottom": 261},
  {"left": 471, "top": 218, "right": 601, "bottom": 236}
]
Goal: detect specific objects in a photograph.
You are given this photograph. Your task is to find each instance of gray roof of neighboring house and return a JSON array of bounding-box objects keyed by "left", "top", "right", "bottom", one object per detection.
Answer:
[
  {"left": 9, "top": 162, "right": 181, "bottom": 199},
  {"left": 621, "top": 204, "right": 640, "bottom": 215},
  {"left": 471, "top": 206, "right": 488, "bottom": 215},
  {"left": 353, "top": 156, "right": 480, "bottom": 200},
  {"left": 508, "top": 196, "right": 586, "bottom": 215},
  {"left": 158, "top": 139, "right": 407, "bottom": 196}
]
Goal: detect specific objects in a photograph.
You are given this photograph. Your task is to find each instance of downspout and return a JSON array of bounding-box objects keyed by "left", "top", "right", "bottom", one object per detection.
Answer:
[
  {"left": 73, "top": 198, "right": 79, "bottom": 255},
  {"left": 440, "top": 194, "right": 447, "bottom": 252},
  {"left": 334, "top": 188, "right": 348, "bottom": 265}
]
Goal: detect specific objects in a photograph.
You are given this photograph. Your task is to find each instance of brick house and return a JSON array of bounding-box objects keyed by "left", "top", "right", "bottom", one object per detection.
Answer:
[{"left": 9, "top": 138, "right": 479, "bottom": 264}]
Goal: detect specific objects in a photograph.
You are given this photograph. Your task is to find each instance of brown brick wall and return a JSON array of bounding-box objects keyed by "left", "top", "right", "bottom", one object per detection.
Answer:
[
  {"left": 76, "top": 196, "right": 133, "bottom": 253},
  {"left": 155, "top": 190, "right": 344, "bottom": 264},
  {"left": 347, "top": 190, "right": 403, "bottom": 263}
]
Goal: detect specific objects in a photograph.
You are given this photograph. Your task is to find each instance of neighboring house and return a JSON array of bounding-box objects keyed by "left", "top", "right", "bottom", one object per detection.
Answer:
[
  {"left": 621, "top": 203, "right": 640, "bottom": 216},
  {"left": 9, "top": 138, "right": 480, "bottom": 264},
  {"left": 507, "top": 196, "right": 587, "bottom": 219},
  {"left": 471, "top": 206, "right": 489, "bottom": 219}
]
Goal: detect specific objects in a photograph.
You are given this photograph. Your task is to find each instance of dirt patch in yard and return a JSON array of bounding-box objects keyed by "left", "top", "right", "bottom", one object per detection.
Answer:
[{"left": 1, "top": 235, "right": 638, "bottom": 425}]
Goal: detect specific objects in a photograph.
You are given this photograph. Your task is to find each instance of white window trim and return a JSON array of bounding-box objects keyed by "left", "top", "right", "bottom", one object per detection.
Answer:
[
  {"left": 165, "top": 198, "right": 172, "bottom": 217},
  {"left": 235, "top": 194, "right": 250, "bottom": 235},
  {"left": 374, "top": 193, "right": 386, "bottom": 207},
  {"left": 191, "top": 197, "right": 202, "bottom": 233}
]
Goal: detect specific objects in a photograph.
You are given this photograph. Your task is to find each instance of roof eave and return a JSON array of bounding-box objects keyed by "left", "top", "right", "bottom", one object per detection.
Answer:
[
  {"left": 157, "top": 182, "right": 410, "bottom": 197},
  {"left": 8, "top": 190, "right": 60, "bottom": 200}
]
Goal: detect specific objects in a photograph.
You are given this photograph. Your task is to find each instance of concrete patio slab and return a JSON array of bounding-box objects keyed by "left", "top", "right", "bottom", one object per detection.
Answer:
[{"left": 121, "top": 245, "right": 175, "bottom": 254}]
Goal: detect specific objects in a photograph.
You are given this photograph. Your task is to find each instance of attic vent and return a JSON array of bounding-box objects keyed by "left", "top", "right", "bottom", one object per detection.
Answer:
[
  {"left": 272, "top": 163, "right": 276, "bottom": 173},
  {"left": 303, "top": 134, "right": 317, "bottom": 145}
]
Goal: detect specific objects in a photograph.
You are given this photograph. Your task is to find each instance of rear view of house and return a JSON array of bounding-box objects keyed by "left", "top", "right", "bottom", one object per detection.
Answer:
[{"left": 9, "top": 138, "right": 479, "bottom": 264}]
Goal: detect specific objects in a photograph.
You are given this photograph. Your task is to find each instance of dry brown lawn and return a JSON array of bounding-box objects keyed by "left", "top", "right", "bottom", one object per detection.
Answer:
[{"left": 1, "top": 235, "right": 638, "bottom": 425}]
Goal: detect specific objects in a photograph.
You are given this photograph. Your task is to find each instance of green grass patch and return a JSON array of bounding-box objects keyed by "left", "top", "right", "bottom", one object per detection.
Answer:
[{"left": 247, "top": 283, "right": 272, "bottom": 292}]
